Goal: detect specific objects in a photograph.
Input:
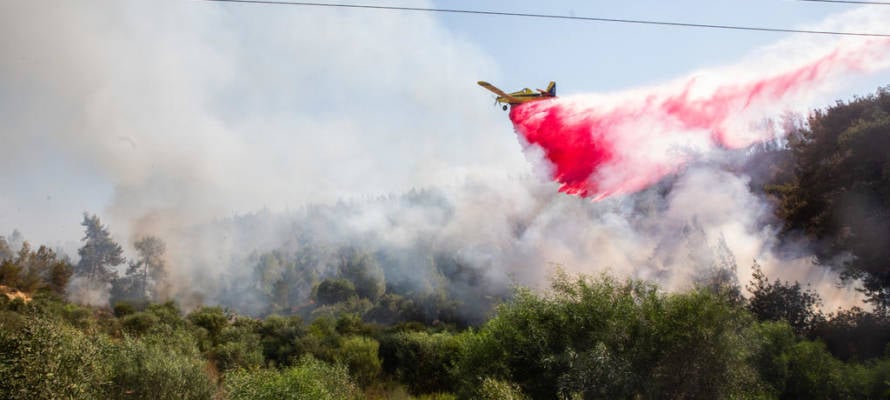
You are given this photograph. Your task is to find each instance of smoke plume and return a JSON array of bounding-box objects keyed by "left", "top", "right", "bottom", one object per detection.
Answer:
[{"left": 1, "top": 2, "right": 888, "bottom": 313}]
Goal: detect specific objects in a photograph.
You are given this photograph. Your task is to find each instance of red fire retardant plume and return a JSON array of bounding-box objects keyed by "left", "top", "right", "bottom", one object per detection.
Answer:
[{"left": 509, "top": 40, "right": 890, "bottom": 200}]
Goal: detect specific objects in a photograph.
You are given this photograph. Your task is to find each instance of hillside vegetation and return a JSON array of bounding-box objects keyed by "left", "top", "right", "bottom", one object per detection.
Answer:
[{"left": 2, "top": 87, "right": 890, "bottom": 399}]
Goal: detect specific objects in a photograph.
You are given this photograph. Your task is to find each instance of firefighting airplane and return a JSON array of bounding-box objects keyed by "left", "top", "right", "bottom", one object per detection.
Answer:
[{"left": 477, "top": 81, "right": 556, "bottom": 110}]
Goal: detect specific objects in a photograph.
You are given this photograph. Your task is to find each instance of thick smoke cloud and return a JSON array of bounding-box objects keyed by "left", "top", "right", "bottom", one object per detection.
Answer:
[
  {"left": 0, "top": 1, "right": 885, "bottom": 312},
  {"left": 0, "top": 0, "right": 513, "bottom": 243}
]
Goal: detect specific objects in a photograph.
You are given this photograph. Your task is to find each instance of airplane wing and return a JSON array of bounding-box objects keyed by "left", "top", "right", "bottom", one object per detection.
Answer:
[{"left": 478, "top": 81, "right": 520, "bottom": 103}]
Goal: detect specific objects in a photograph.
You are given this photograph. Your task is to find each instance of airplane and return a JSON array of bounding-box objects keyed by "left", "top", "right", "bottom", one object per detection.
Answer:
[{"left": 477, "top": 81, "right": 556, "bottom": 110}]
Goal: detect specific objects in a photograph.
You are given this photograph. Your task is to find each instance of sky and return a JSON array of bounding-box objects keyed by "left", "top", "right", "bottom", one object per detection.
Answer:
[
  {"left": 1, "top": 1, "right": 889, "bottom": 303},
  {"left": 436, "top": 0, "right": 888, "bottom": 93}
]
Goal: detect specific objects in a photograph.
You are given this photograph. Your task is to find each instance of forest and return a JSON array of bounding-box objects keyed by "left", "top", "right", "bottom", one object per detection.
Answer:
[{"left": 2, "top": 87, "right": 890, "bottom": 399}]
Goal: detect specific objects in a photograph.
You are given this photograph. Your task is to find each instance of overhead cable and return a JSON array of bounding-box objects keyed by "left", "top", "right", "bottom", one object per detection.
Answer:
[
  {"left": 198, "top": 0, "right": 890, "bottom": 38},
  {"left": 797, "top": 0, "right": 890, "bottom": 5}
]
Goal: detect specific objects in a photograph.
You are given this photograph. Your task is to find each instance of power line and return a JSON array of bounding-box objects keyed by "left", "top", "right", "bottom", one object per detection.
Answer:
[
  {"left": 198, "top": 0, "right": 890, "bottom": 37},
  {"left": 798, "top": 0, "right": 890, "bottom": 5}
]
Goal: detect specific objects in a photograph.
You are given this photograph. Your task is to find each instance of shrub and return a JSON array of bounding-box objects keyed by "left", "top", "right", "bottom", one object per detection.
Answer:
[
  {"left": 454, "top": 272, "right": 764, "bottom": 399},
  {"left": 315, "top": 278, "right": 357, "bottom": 305},
  {"left": 225, "top": 356, "right": 359, "bottom": 400},
  {"left": 211, "top": 323, "right": 264, "bottom": 372},
  {"left": 120, "top": 311, "right": 161, "bottom": 336},
  {"left": 0, "top": 316, "right": 113, "bottom": 400},
  {"left": 259, "top": 314, "right": 307, "bottom": 367},
  {"left": 379, "top": 330, "right": 462, "bottom": 395},
  {"left": 106, "top": 331, "right": 215, "bottom": 400},
  {"left": 477, "top": 378, "right": 528, "bottom": 400},
  {"left": 335, "top": 335, "right": 382, "bottom": 387}
]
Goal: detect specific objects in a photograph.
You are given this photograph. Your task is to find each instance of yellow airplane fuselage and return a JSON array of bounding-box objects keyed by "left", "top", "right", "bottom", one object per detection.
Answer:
[
  {"left": 478, "top": 81, "right": 556, "bottom": 109},
  {"left": 497, "top": 88, "right": 546, "bottom": 104}
]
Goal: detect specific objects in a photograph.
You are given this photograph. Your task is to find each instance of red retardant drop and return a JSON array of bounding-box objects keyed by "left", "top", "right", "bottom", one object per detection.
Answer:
[{"left": 508, "top": 39, "right": 890, "bottom": 200}]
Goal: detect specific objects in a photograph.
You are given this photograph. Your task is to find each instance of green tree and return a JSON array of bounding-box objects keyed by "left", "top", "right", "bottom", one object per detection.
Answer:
[
  {"left": 747, "top": 261, "right": 823, "bottom": 334},
  {"left": 0, "top": 258, "right": 22, "bottom": 290},
  {"left": 812, "top": 307, "right": 890, "bottom": 361},
  {"left": 75, "top": 213, "right": 125, "bottom": 285},
  {"left": 336, "top": 247, "right": 385, "bottom": 302},
  {"left": 0, "top": 235, "right": 13, "bottom": 262},
  {"left": 127, "top": 236, "right": 167, "bottom": 301},
  {"left": 0, "top": 241, "right": 72, "bottom": 295},
  {"left": 768, "top": 87, "right": 890, "bottom": 307},
  {"left": 315, "top": 278, "right": 357, "bottom": 305}
]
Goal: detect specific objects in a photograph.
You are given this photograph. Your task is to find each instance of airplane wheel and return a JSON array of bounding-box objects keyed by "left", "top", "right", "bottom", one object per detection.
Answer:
[{"left": 502, "top": 105, "right": 508, "bottom": 111}]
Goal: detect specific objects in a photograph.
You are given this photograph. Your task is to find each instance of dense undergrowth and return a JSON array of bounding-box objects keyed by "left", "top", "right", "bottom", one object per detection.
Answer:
[{"left": 4, "top": 269, "right": 890, "bottom": 399}]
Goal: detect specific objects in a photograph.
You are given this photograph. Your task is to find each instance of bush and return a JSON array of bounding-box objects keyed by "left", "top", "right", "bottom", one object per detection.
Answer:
[
  {"left": 380, "top": 330, "right": 462, "bottom": 395},
  {"left": 106, "top": 331, "right": 215, "bottom": 400},
  {"left": 315, "top": 278, "right": 357, "bottom": 305},
  {"left": 113, "top": 301, "right": 136, "bottom": 317},
  {"left": 0, "top": 316, "right": 113, "bottom": 400},
  {"left": 454, "top": 272, "right": 764, "bottom": 399},
  {"left": 120, "top": 311, "right": 161, "bottom": 336},
  {"left": 300, "top": 316, "right": 340, "bottom": 362},
  {"left": 225, "top": 356, "right": 359, "bottom": 400},
  {"left": 188, "top": 306, "right": 229, "bottom": 341},
  {"left": 211, "top": 323, "right": 264, "bottom": 372},
  {"left": 747, "top": 262, "right": 823, "bottom": 334},
  {"left": 783, "top": 340, "right": 847, "bottom": 399},
  {"left": 259, "top": 314, "right": 307, "bottom": 367},
  {"left": 477, "top": 378, "right": 528, "bottom": 400},
  {"left": 335, "top": 335, "right": 382, "bottom": 387},
  {"left": 644, "top": 290, "right": 762, "bottom": 399}
]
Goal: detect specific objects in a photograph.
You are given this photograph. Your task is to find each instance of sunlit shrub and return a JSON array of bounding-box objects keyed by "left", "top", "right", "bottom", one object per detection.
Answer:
[
  {"left": 477, "top": 377, "right": 528, "bottom": 400},
  {"left": 225, "top": 356, "right": 359, "bottom": 400},
  {"left": 0, "top": 316, "right": 113, "bottom": 400},
  {"left": 106, "top": 331, "right": 215, "bottom": 400},
  {"left": 335, "top": 335, "right": 381, "bottom": 387}
]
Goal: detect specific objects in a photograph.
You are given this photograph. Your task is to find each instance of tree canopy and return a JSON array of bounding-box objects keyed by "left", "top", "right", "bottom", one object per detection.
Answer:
[
  {"left": 769, "top": 87, "right": 890, "bottom": 307},
  {"left": 75, "top": 213, "right": 125, "bottom": 285}
]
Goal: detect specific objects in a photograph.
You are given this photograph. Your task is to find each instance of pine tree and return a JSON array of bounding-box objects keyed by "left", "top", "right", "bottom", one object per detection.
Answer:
[
  {"left": 126, "top": 236, "right": 166, "bottom": 300},
  {"left": 75, "top": 213, "right": 125, "bottom": 285}
]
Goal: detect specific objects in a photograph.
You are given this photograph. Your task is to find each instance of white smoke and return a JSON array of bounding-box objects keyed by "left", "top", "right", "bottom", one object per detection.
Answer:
[{"left": 0, "top": 1, "right": 882, "bottom": 311}]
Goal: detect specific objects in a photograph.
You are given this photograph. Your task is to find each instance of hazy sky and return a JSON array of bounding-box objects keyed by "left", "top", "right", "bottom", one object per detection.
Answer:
[
  {"left": 1, "top": 0, "right": 888, "bottom": 248},
  {"left": 437, "top": 0, "right": 888, "bottom": 95}
]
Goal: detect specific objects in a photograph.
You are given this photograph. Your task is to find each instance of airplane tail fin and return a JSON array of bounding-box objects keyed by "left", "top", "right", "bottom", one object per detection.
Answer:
[{"left": 546, "top": 81, "right": 556, "bottom": 96}]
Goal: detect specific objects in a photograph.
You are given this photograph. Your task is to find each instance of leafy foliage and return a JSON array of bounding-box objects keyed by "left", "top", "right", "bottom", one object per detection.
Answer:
[
  {"left": 334, "top": 335, "right": 382, "bottom": 387},
  {"left": 455, "top": 271, "right": 761, "bottom": 399},
  {"left": 476, "top": 378, "right": 528, "bottom": 400},
  {"left": 812, "top": 306, "right": 890, "bottom": 361},
  {"left": 316, "top": 278, "right": 358, "bottom": 305},
  {"left": 768, "top": 87, "right": 890, "bottom": 307},
  {"left": 379, "top": 330, "right": 463, "bottom": 395},
  {"left": 75, "top": 213, "right": 125, "bottom": 285},
  {"left": 259, "top": 314, "right": 307, "bottom": 367},
  {"left": 747, "top": 260, "right": 823, "bottom": 334},
  {"left": 225, "top": 356, "right": 360, "bottom": 400},
  {"left": 0, "top": 315, "right": 113, "bottom": 400},
  {"left": 0, "top": 242, "right": 72, "bottom": 296},
  {"left": 107, "top": 332, "right": 215, "bottom": 400},
  {"left": 112, "top": 236, "right": 167, "bottom": 305}
]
